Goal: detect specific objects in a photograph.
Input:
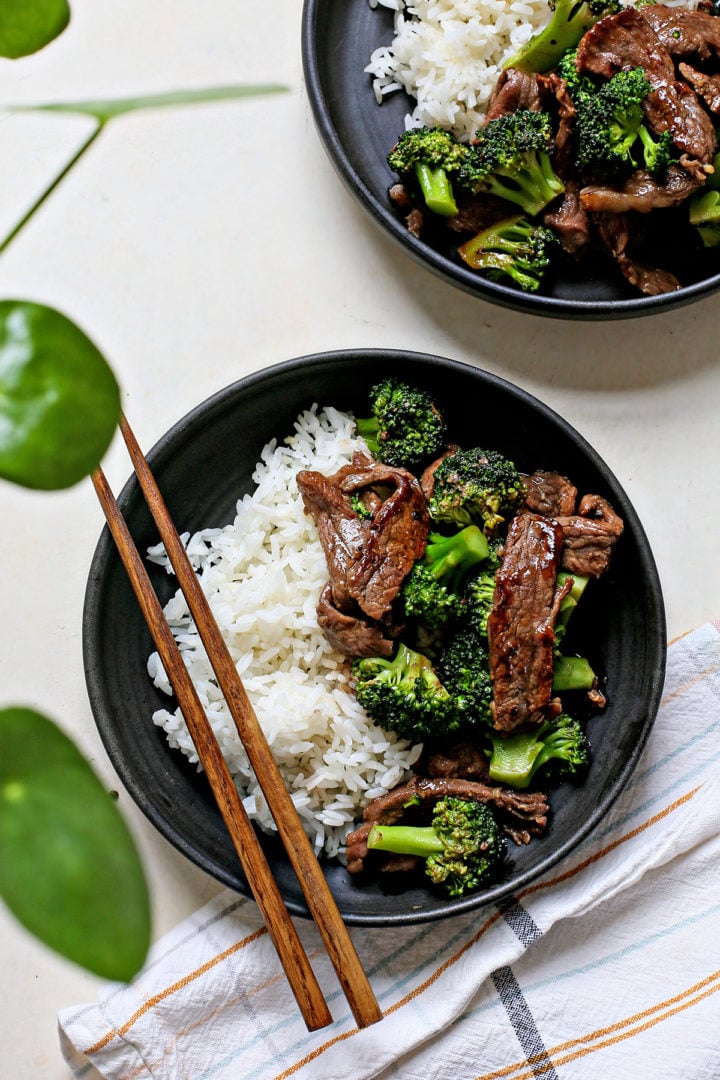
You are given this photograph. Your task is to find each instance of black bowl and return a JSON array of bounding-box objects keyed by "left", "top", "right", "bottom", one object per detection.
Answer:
[
  {"left": 301, "top": 0, "right": 720, "bottom": 319},
  {"left": 83, "top": 350, "right": 665, "bottom": 925}
]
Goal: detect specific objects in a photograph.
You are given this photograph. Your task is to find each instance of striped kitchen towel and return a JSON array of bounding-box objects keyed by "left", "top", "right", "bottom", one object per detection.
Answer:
[{"left": 58, "top": 620, "right": 720, "bottom": 1080}]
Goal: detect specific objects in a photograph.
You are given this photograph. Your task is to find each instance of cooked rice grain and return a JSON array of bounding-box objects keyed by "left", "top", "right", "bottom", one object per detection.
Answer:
[
  {"left": 147, "top": 405, "right": 422, "bottom": 858},
  {"left": 366, "top": 0, "right": 551, "bottom": 139}
]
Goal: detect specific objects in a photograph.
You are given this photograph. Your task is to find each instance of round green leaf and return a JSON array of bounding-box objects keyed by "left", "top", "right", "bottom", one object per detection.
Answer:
[
  {"left": 0, "top": 0, "right": 70, "bottom": 59},
  {"left": 0, "top": 707, "right": 151, "bottom": 981},
  {"left": 0, "top": 300, "right": 121, "bottom": 490}
]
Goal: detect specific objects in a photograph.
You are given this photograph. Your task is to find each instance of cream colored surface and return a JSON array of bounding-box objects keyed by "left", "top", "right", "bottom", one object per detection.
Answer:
[{"left": 1, "top": 3, "right": 719, "bottom": 1075}]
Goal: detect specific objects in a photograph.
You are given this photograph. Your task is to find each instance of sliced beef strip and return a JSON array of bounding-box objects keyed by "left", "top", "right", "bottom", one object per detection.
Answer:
[
  {"left": 643, "top": 81, "right": 717, "bottom": 179},
  {"left": 592, "top": 212, "right": 681, "bottom": 295},
  {"left": 577, "top": 7, "right": 676, "bottom": 82},
  {"left": 577, "top": 7, "right": 717, "bottom": 174},
  {"left": 338, "top": 459, "right": 430, "bottom": 620},
  {"left": 389, "top": 183, "right": 425, "bottom": 237},
  {"left": 316, "top": 583, "right": 395, "bottom": 659},
  {"left": 580, "top": 164, "right": 703, "bottom": 214},
  {"left": 345, "top": 774, "right": 550, "bottom": 873},
  {"left": 297, "top": 454, "right": 371, "bottom": 612},
  {"left": 406, "top": 207, "right": 424, "bottom": 238},
  {"left": 539, "top": 71, "right": 578, "bottom": 175},
  {"left": 543, "top": 182, "right": 592, "bottom": 255},
  {"left": 557, "top": 493, "right": 624, "bottom": 578},
  {"left": 426, "top": 737, "right": 490, "bottom": 781},
  {"left": 445, "top": 194, "right": 511, "bottom": 236},
  {"left": 523, "top": 470, "right": 578, "bottom": 518},
  {"left": 483, "top": 66, "right": 543, "bottom": 123},
  {"left": 297, "top": 451, "right": 430, "bottom": 623},
  {"left": 487, "top": 512, "right": 570, "bottom": 733},
  {"left": 639, "top": 5, "right": 720, "bottom": 62},
  {"left": 679, "top": 62, "right": 720, "bottom": 115},
  {"left": 388, "top": 183, "right": 413, "bottom": 210}
]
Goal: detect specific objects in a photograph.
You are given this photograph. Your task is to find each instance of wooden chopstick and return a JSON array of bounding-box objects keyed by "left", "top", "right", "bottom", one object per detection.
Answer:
[
  {"left": 112, "top": 413, "right": 383, "bottom": 1029},
  {"left": 91, "top": 465, "right": 333, "bottom": 1031}
]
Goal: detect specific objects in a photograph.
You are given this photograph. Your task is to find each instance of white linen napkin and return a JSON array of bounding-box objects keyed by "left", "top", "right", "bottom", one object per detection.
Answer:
[{"left": 58, "top": 620, "right": 720, "bottom": 1080}]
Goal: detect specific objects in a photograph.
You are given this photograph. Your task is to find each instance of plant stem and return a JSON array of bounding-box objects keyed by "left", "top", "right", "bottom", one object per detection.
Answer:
[{"left": 0, "top": 120, "right": 104, "bottom": 255}]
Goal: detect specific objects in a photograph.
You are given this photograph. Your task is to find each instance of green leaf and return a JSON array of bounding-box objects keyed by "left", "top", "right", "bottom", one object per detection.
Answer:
[
  {"left": 0, "top": 300, "right": 121, "bottom": 490},
  {"left": 0, "top": 0, "right": 70, "bottom": 59},
  {"left": 17, "top": 83, "right": 288, "bottom": 123},
  {"left": 0, "top": 707, "right": 151, "bottom": 981}
]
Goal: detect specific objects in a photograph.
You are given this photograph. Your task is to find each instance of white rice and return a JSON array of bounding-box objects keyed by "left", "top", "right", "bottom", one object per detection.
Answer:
[
  {"left": 146, "top": 405, "right": 422, "bottom": 859},
  {"left": 366, "top": 0, "right": 553, "bottom": 140},
  {"left": 366, "top": 0, "right": 698, "bottom": 141}
]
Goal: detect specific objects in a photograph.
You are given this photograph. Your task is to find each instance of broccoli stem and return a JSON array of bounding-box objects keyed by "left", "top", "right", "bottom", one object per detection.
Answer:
[
  {"left": 553, "top": 654, "right": 596, "bottom": 692},
  {"left": 504, "top": 0, "right": 609, "bottom": 73},
  {"left": 415, "top": 162, "right": 459, "bottom": 216},
  {"left": 355, "top": 416, "right": 380, "bottom": 453},
  {"left": 426, "top": 526, "right": 490, "bottom": 580},
  {"left": 367, "top": 823, "right": 445, "bottom": 857},
  {"left": 556, "top": 572, "right": 589, "bottom": 630},
  {"left": 487, "top": 731, "right": 544, "bottom": 788}
]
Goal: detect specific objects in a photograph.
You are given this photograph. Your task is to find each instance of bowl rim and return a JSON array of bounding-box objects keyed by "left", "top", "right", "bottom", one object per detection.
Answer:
[
  {"left": 300, "top": 0, "right": 720, "bottom": 320},
  {"left": 83, "top": 349, "right": 667, "bottom": 924}
]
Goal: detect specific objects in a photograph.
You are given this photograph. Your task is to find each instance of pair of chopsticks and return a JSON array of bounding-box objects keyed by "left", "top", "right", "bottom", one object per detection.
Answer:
[{"left": 91, "top": 413, "right": 382, "bottom": 1032}]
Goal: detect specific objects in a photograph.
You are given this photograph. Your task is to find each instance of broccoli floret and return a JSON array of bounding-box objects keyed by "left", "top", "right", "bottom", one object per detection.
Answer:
[
  {"left": 401, "top": 526, "right": 490, "bottom": 628},
  {"left": 486, "top": 714, "right": 590, "bottom": 789},
  {"left": 505, "top": 0, "right": 621, "bottom": 74},
  {"left": 457, "top": 213, "right": 560, "bottom": 292},
  {"left": 439, "top": 623, "right": 494, "bottom": 728},
  {"left": 465, "top": 572, "right": 496, "bottom": 638},
  {"left": 556, "top": 48, "right": 595, "bottom": 100},
  {"left": 366, "top": 796, "right": 505, "bottom": 897},
  {"left": 356, "top": 377, "right": 446, "bottom": 469},
  {"left": 572, "top": 67, "right": 677, "bottom": 181},
  {"left": 353, "top": 642, "right": 457, "bottom": 741},
  {"left": 428, "top": 446, "right": 527, "bottom": 534},
  {"left": 637, "top": 125, "right": 677, "bottom": 178},
  {"left": 387, "top": 126, "right": 470, "bottom": 216},
  {"left": 689, "top": 189, "right": 720, "bottom": 247},
  {"left": 459, "top": 111, "right": 565, "bottom": 217}
]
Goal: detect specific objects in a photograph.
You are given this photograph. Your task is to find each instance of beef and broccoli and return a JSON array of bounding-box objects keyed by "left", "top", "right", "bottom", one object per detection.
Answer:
[
  {"left": 385, "top": 1, "right": 720, "bottom": 296},
  {"left": 297, "top": 379, "right": 624, "bottom": 899}
]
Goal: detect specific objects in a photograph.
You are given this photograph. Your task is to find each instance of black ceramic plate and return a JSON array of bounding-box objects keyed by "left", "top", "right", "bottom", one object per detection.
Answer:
[
  {"left": 301, "top": 0, "right": 720, "bottom": 319},
  {"left": 84, "top": 350, "right": 665, "bottom": 925}
]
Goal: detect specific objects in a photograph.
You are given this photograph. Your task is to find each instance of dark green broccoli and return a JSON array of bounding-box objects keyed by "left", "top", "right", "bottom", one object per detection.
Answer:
[
  {"left": 556, "top": 48, "right": 595, "bottom": 100},
  {"left": 571, "top": 66, "right": 677, "bottom": 181},
  {"left": 486, "top": 714, "right": 590, "bottom": 789},
  {"left": 689, "top": 189, "right": 720, "bottom": 247},
  {"left": 428, "top": 446, "right": 527, "bottom": 534},
  {"left": 387, "top": 126, "right": 470, "bottom": 216},
  {"left": 356, "top": 377, "right": 446, "bottom": 469},
  {"left": 401, "top": 526, "right": 490, "bottom": 629},
  {"left": 366, "top": 795, "right": 505, "bottom": 897},
  {"left": 439, "top": 623, "right": 493, "bottom": 728},
  {"left": 464, "top": 539, "right": 503, "bottom": 637},
  {"left": 504, "top": 0, "right": 621, "bottom": 74},
  {"left": 353, "top": 643, "right": 457, "bottom": 741},
  {"left": 458, "top": 110, "right": 565, "bottom": 217},
  {"left": 457, "top": 213, "right": 559, "bottom": 292}
]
